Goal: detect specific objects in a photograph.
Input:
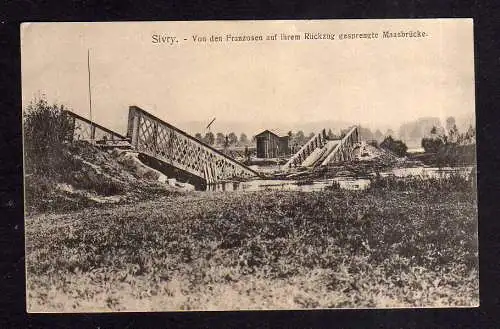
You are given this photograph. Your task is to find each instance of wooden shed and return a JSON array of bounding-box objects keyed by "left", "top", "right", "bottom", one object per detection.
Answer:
[{"left": 255, "top": 130, "right": 290, "bottom": 158}]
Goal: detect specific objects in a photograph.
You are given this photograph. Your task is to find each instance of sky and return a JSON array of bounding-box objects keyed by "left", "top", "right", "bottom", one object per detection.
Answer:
[{"left": 21, "top": 19, "right": 475, "bottom": 136}]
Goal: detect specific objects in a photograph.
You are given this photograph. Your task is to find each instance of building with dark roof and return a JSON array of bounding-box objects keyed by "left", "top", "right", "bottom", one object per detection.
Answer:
[{"left": 255, "top": 130, "right": 290, "bottom": 158}]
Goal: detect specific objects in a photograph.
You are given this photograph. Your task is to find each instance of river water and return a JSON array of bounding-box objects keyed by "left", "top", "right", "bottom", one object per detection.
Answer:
[{"left": 206, "top": 166, "right": 474, "bottom": 192}]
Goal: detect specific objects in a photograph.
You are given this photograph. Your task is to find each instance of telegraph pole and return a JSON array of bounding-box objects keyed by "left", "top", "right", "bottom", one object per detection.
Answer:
[{"left": 87, "top": 49, "right": 94, "bottom": 143}]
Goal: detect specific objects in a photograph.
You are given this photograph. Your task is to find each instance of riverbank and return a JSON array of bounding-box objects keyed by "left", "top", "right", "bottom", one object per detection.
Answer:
[{"left": 26, "top": 185, "right": 478, "bottom": 311}]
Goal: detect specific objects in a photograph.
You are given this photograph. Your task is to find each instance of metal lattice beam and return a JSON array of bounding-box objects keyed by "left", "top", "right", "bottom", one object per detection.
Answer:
[
  {"left": 282, "top": 129, "right": 327, "bottom": 169},
  {"left": 127, "top": 106, "right": 259, "bottom": 184},
  {"left": 320, "top": 126, "right": 359, "bottom": 166},
  {"left": 283, "top": 126, "right": 360, "bottom": 169},
  {"left": 63, "top": 110, "right": 128, "bottom": 142}
]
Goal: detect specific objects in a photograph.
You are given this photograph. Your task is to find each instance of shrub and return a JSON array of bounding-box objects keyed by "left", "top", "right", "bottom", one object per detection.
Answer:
[
  {"left": 24, "top": 97, "right": 74, "bottom": 176},
  {"left": 370, "top": 174, "right": 474, "bottom": 194},
  {"left": 380, "top": 136, "right": 407, "bottom": 157},
  {"left": 421, "top": 137, "right": 443, "bottom": 153},
  {"left": 435, "top": 144, "right": 476, "bottom": 167},
  {"left": 420, "top": 125, "right": 476, "bottom": 167}
]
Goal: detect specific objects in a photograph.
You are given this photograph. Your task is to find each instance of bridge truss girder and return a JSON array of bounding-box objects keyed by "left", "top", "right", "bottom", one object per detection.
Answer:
[{"left": 127, "top": 106, "right": 259, "bottom": 184}]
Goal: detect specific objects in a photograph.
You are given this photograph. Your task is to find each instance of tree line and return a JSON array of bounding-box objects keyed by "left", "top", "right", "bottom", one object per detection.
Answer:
[
  {"left": 375, "top": 117, "right": 476, "bottom": 162},
  {"left": 194, "top": 127, "right": 400, "bottom": 148},
  {"left": 194, "top": 130, "right": 326, "bottom": 147},
  {"left": 194, "top": 128, "right": 378, "bottom": 147},
  {"left": 420, "top": 117, "right": 475, "bottom": 166},
  {"left": 192, "top": 117, "right": 476, "bottom": 165},
  {"left": 194, "top": 132, "right": 247, "bottom": 147}
]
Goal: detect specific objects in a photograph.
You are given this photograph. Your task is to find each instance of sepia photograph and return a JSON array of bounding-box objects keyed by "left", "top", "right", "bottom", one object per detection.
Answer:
[{"left": 22, "top": 19, "right": 478, "bottom": 312}]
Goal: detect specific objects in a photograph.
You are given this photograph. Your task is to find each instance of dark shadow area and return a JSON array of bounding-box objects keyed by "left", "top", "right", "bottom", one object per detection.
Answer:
[{"left": 138, "top": 153, "right": 207, "bottom": 190}]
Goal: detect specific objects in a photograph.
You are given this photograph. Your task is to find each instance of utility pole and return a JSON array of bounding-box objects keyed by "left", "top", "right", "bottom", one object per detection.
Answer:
[{"left": 87, "top": 49, "right": 94, "bottom": 143}]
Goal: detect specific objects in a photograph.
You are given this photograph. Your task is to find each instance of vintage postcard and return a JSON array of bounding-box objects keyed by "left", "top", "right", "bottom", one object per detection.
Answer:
[{"left": 22, "top": 19, "right": 477, "bottom": 312}]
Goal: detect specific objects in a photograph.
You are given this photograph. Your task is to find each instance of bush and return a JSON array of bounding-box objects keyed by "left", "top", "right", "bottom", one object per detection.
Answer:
[
  {"left": 370, "top": 174, "right": 474, "bottom": 194},
  {"left": 435, "top": 144, "right": 476, "bottom": 167},
  {"left": 421, "top": 137, "right": 443, "bottom": 153},
  {"left": 420, "top": 125, "right": 476, "bottom": 167},
  {"left": 418, "top": 141, "right": 476, "bottom": 167},
  {"left": 380, "top": 136, "right": 407, "bottom": 157},
  {"left": 24, "top": 97, "right": 74, "bottom": 176}
]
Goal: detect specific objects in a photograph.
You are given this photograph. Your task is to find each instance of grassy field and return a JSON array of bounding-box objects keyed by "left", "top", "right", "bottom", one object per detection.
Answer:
[{"left": 25, "top": 183, "right": 478, "bottom": 312}]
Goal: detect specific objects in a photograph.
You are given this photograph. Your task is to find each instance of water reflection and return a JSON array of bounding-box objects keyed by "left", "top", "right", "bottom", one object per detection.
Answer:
[
  {"left": 206, "top": 177, "right": 371, "bottom": 192},
  {"left": 205, "top": 166, "right": 474, "bottom": 192},
  {"left": 379, "top": 166, "right": 474, "bottom": 180}
]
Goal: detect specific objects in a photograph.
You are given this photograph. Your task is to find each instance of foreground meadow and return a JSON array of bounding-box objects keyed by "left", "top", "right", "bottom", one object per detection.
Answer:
[{"left": 26, "top": 184, "right": 478, "bottom": 311}]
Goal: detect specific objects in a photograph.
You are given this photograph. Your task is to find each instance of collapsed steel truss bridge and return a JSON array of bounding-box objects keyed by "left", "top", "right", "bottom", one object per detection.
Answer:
[
  {"left": 64, "top": 107, "right": 259, "bottom": 185},
  {"left": 64, "top": 106, "right": 359, "bottom": 185}
]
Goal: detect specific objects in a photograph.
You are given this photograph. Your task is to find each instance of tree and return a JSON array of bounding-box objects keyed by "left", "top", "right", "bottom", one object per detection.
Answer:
[
  {"left": 295, "top": 130, "right": 305, "bottom": 145},
  {"left": 228, "top": 132, "right": 238, "bottom": 145},
  {"left": 216, "top": 132, "right": 225, "bottom": 146},
  {"left": 446, "top": 116, "right": 456, "bottom": 132},
  {"left": 421, "top": 136, "right": 443, "bottom": 153},
  {"left": 380, "top": 135, "right": 408, "bottom": 157},
  {"left": 448, "top": 124, "right": 459, "bottom": 144},
  {"left": 374, "top": 129, "right": 383, "bottom": 142},
  {"left": 308, "top": 132, "right": 315, "bottom": 140},
  {"left": 423, "top": 123, "right": 462, "bottom": 152},
  {"left": 421, "top": 123, "right": 476, "bottom": 166},
  {"left": 464, "top": 125, "right": 476, "bottom": 144},
  {"left": 204, "top": 132, "right": 215, "bottom": 145},
  {"left": 24, "top": 97, "right": 74, "bottom": 175},
  {"left": 239, "top": 133, "right": 248, "bottom": 145},
  {"left": 194, "top": 133, "right": 203, "bottom": 141},
  {"left": 327, "top": 129, "right": 335, "bottom": 139}
]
